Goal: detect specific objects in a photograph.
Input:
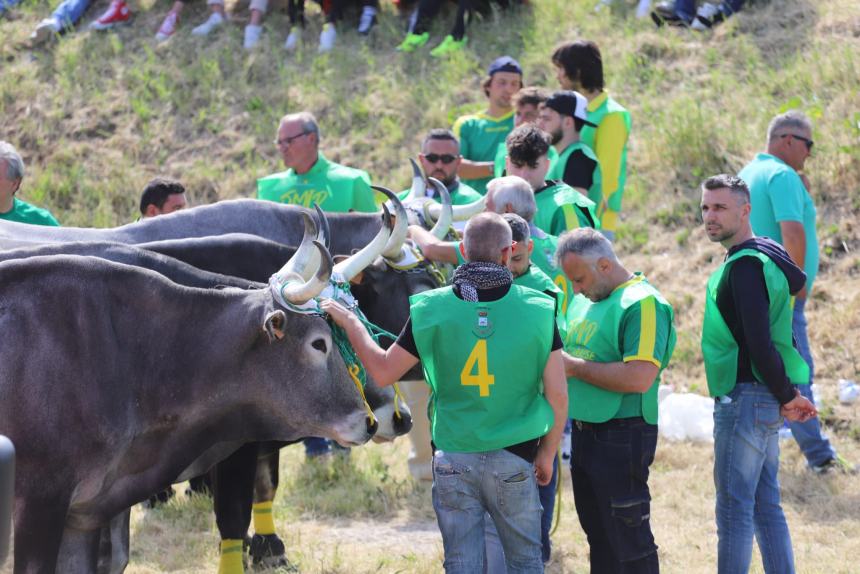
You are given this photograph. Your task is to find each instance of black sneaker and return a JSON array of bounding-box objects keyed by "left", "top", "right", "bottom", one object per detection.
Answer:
[{"left": 651, "top": 1, "right": 691, "bottom": 27}]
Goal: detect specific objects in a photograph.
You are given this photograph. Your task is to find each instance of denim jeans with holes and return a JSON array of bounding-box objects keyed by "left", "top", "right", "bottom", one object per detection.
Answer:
[
  {"left": 432, "top": 449, "right": 543, "bottom": 574},
  {"left": 714, "top": 383, "right": 795, "bottom": 574}
]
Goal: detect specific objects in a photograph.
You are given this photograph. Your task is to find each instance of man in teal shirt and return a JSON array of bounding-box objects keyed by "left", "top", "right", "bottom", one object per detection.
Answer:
[
  {"left": 739, "top": 110, "right": 853, "bottom": 474},
  {"left": 257, "top": 112, "right": 376, "bottom": 213},
  {"left": 0, "top": 141, "right": 59, "bottom": 226}
]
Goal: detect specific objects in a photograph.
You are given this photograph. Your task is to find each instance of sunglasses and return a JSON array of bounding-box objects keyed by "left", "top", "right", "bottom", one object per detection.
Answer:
[
  {"left": 423, "top": 154, "right": 458, "bottom": 165},
  {"left": 780, "top": 133, "right": 814, "bottom": 151}
]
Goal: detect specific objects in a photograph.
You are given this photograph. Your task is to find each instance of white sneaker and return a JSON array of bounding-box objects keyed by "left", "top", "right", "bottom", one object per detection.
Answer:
[
  {"left": 30, "top": 17, "right": 61, "bottom": 44},
  {"left": 284, "top": 25, "right": 301, "bottom": 50},
  {"left": 154, "top": 10, "right": 178, "bottom": 42},
  {"left": 191, "top": 12, "right": 224, "bottom": 36},
  {"left": 357, "top": 5, "right": 376, "bottom": 35},
  {"left": 243, "top": 24, "right": 262, "bottom": 49},
  {"left": 318, "top": 22, "right": 336, "bottom": 52},
  {"left": 691, "top": 1, "right": 721, "bottom": 30},
  {"left": 636, "top": 0, "right": 652, "bottom": 18}
]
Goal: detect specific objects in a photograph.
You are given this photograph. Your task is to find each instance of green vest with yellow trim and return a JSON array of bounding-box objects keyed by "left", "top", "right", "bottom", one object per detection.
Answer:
[
  {"left": 581, "top": 95, "right": 631, "bottom": 212},
  {"left": 701, "top": 249, "right": 809, "bottom": 397},
  {"left": 514, "top": 264, "right": 566, "bottom": 337},
  {"left": 533, "top": 182, "right": 600, "bottom": 238},
  {"left": 564, "top": 276, "right": 675, "bottom": 424},
  {"left": 546, "top": 141, "right": 603, "bottom": 206},
  {"left": 530, "top": 231, "right": 576, "bottom": 317},
  {"left": 410, "top": 285, "right": 556, "bottom": 452}
]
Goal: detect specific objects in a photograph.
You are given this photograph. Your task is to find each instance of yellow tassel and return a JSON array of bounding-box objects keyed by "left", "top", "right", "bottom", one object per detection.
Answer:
[
  {"left": 252, "top": 501, "right": 276, "bottom": 536},
  {"left": 217, "top": 539, "right": 244, "bottom": 574}
]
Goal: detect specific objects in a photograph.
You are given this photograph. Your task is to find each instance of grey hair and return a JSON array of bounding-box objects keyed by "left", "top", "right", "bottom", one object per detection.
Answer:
[
  {"left": 556, "top": 227, "right": 618, "bottom": 267},
  {"left": 280, "top": 111, "right": 320, "bottom": 139},
  {"left": 0, "top": 141, "right": 24, "bottom": 181},
  {"left": 767, "top": 111, "right": 812, "bottom": 143},
  {"left": 486, "top": 176, "right": 536, "bottom": 222},
  {"left": 463, "top": 212, "right": 512, "bottom": 264}
]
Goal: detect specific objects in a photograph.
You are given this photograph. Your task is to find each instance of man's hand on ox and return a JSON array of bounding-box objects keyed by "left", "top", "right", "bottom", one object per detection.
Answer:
[
  {"left": 780, "top": 391, "right": 817, "bottom": 423},
  {"left": 320, "top": 298, "right": 356, "bottom": 330}
]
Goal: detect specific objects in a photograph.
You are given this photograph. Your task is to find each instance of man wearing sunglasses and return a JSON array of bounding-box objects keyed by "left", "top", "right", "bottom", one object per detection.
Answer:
[
  {"left": 399, "top": 129, "right": 482, "bottom": 206},
  {"left": 739, "top": 111, "right": 855, "bottom": 475},
  {"left": 257, "top": 111, "right": 376, "bottom": 213}
]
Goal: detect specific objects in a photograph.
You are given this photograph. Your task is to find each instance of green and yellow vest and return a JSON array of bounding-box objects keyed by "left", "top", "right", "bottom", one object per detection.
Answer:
[{"left": 546, "top": 141, "right": 602, "bottom": 205}]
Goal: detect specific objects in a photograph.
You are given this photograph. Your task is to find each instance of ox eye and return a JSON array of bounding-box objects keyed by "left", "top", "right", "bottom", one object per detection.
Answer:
[{"left": 311, "top": 338, "right": 328, "bottom": 353}]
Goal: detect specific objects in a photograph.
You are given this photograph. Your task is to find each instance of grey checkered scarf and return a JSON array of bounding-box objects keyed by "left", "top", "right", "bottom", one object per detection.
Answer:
[{"left": 452, "top": 262, "right": 513, "bottom": 302}]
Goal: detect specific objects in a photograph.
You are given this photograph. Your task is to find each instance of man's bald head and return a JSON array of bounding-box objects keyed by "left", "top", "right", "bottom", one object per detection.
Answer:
[{"left": 463, "top": 212, "right": 513, "bottom": 264}]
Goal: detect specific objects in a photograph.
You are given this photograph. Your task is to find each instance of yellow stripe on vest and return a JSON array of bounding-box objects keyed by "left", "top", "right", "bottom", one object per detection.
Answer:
[
  {"left": 636, "top": 297, "right": 657, "bottom": 360},
  {"left": 562, "top": 204, "right": 580, "bottom": 231},
  {"left": 218, "top": 539, "right": 244, "bottom": 574},
  {"left": 252, "top": 501, "right": 276, "bottom": 536}
]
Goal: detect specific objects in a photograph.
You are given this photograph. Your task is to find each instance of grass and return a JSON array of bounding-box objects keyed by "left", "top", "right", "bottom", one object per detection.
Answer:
[{"left": 1, "top": 0, "right": 859, "bottom": 571}]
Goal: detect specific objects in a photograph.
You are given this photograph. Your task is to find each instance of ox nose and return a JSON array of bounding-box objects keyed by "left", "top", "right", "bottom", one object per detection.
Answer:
[
  {"left": 366, "top": 416, "right": 379, "bottom": 437},
  {"left": 393, "top": 410, "right": 413, "bottom": 436}
]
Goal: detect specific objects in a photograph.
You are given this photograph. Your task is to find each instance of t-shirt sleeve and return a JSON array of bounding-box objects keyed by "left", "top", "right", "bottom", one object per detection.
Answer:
[
  {"left": 620, "top": 297, "right": 672, "bottom": 368},
  {"left": 452, "top": 117, "right": 471, "bottom": 158},
  {"left": 594, "top": 112, "right": 629, "bottom": 202},
  {"left": 395, "top": 317, "right": 420, "bottom": 360},
  {"left": 769, "top": 170, "right": 806, "bottom": 223},
  {"left": 352, "top": 173, "right": 378, "bottom": 213},
  {"left": 562, "top": 150, "right": 596, "bottom": 191}
]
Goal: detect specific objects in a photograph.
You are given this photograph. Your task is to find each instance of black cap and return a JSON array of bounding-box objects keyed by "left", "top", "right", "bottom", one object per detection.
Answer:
[{"left": 543, "top": 90, "right": 597, "bottom": 127}]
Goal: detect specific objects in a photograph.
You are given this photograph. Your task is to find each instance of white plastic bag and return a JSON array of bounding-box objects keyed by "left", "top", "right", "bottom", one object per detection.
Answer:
[
  {"left": 838, "top": 379, "right": 859, "bottom": 405},
  {"left": 658, "top": 393, "right": 714, "bottom": 443}
]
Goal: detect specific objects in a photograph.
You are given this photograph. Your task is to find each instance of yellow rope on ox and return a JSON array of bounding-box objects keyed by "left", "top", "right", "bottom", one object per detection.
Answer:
[
  {"left": 392, "top": 382, "right": 406, "bottom": 420},
  {"left": 550, "top": 448, "right": 563, "bottom": 536},
  {"left": 348, "top": 363, "right": 376, "bottom": 425}
]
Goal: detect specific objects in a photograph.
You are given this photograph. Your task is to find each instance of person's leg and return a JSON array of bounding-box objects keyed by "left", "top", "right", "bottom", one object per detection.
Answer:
[
  {"left": 721, "top": 0, "right": 744, "bottom": 14},
  {"left": 537, "top": 456, "right": 558, "bottom": 563},
  {"left": 752, "top": 395, "right": 796, "bottom": 574},
  {"left": 155, "top": 0, "right": 183, "bottom": 42},
  {"left": 432, "top": 450, "right": 487, "bottom": 574},
  {"left": 484, "top": 450, "right": 543, "bottom": 574},
  {"left": 244, "top": 0, "right": 267, "bottom": 48},
  {"left": 787, "top": 299, "right": 837, "bottom": 468},
  {"left": 402, "top": 380, "right": 433, "bottom": 481},
  {"left": 714, "top": 384, "right": 767, "bottom": 574},
  {"left": 483, "top": 514, "right": 507, "bottom": 574},
  {"left": 51, "top": 0, "right": 93, "bottom": 28},
  {"left": 671, "top": 0, "right": 695, "bottom": 20},
  {"left": 192, "top": 0, "right": 225, "bottom": 36},
  {"left": 303, "top": 437, "right": 331, "bottom": 458}
]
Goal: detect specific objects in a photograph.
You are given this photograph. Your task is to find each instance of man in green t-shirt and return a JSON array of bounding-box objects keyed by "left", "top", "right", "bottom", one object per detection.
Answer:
[
  {"left": 538, "top": 90, "right": 602, "bottom": 203},
  {"left": 257, "top": 112, "right": 376, "bottom": 213},
  {"left": 398, "top": 129, "right": 482, "bottom": 206},
  {"left": 0, "top": 141, "right": 59, "bottom": 226},
  {"left": 700, "top": 174, "right": 816, "bottom": 573},
  {"left": 558, "top": 227, "right": 675, "bottom": 574},
  {"left": 453, "top": 56, "right": 522, "bottom": 195},
  {"left": 323, "top": 212, "right": 567, "bottom": 573}
]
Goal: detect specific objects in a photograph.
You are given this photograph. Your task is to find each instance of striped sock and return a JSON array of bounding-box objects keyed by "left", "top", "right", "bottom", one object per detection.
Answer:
[
  {"left": 217, "top": 539, "right": 244, "bottom": 574},
  {"left": 252, "top": 501, "right": 276, "bottom": 536}
]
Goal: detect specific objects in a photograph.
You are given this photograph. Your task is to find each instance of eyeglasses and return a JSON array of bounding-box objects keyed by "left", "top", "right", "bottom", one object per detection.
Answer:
[
  {"left": 274, "top": 131, "right": 309, "bottom": 148},
  {"left": 423, "top": 154, "right": 458, "bottom": 165},
  {"left": 780, "top": 133, "right": 814, "bottom": 151}
]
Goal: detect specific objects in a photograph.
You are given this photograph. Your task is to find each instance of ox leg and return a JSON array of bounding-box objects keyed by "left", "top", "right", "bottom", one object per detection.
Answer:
[
  {"left": 56, "top": 526, "right": 101, "bottom": 574},
  {"left": 248, "top": 445, "right": 295, "bottom": 571},
  {"left": 401, "top": 379, "right": 433, "bottom": 481},
  {"left": 212, "top": 443, "right": 259, "bottom": 574},
  {"left": 12, "top": 493, "right": 70, "bottom": 574},
  {"left": 95, "top": 509, "right": 130, "bottom": 574}
]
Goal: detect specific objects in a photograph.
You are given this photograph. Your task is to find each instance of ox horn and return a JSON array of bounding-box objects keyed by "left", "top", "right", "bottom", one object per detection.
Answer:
[
  {"left": 278, "top": 212, "right": 319, "bottom": 281},
  {"left": 427, "top": 177, "right": 453, "bottom": 239},
  {"left": 376, "top": 185, "right": 409, "bottom": 261},
  {"left": 427, "top": 194, "right": 486, "bottom": 222},
  {"left": 408, "top": 157, "right": 426, "bottom": 201},
  {"left": 333, "top": 204, "right": 394, "bottom": 282},
  {"left": 281, "top": 241, "right": 334, "bottom": 305},
  {"left": 313, "top": 204, "right": 331, "bottom": 249}
]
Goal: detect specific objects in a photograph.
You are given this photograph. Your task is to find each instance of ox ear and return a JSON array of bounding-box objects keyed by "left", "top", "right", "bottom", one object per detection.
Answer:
[
  {"left": 263, "top": 311, "right": 287, "bottom": 342},
  {"left": 333, "top": 254, "right": 364, "bottom": 284}
]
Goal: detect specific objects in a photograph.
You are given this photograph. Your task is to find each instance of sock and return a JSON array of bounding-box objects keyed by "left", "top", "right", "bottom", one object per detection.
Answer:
[
  {"left": 217, "top": 539, "right": 244, "bottom": 574},
  {"left": 252, "top": 501, "right": 276, "bottom": 536}
]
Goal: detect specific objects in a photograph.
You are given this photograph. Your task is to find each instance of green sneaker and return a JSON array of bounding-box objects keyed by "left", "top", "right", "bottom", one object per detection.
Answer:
[
  {"left": 430, "top": 35, "right": 467, "bottom": 57},
  {"left": 397, "top": 31, "right": 429, "bottom": 52}
]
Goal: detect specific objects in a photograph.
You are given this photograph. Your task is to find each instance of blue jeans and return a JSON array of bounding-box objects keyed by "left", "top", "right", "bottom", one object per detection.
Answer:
[
  {"left": 714, "top": 383, "right": 795, "bottom": 574},
  {"left": 302, "top": 437, "right": 331, "bottom": 457},
  {"left": 788, "top": 298, "right": 836, "bottom": 467},
  {"left": 0, "top": 0, "right": 23, "bottom": 16},
  {"left": 673, "top": 0, "right": 745, "bottom": 21},
  {"left": 50, "top": 0, "right": 93, "bottom": 28},
  {"left": 433, "top": 449, "right": 543, "bottom": 574}
]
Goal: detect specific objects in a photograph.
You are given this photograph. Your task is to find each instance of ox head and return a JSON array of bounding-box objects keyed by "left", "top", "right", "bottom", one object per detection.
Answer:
[{"left": 400, "top": 158, "right": 486, "bottom": 229}]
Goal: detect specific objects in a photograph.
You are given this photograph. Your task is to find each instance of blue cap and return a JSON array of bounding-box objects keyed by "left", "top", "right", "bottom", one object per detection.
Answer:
[{"left": 487, "top": 56, "right": 523, "bottom": 77}]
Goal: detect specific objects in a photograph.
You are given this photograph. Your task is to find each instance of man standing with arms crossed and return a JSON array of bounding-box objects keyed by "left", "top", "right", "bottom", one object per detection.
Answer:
[
  {"left": 324, "top": 212, "right": 568, "bottom": 573},
  {"left": 739, "top": 111, "right": 854, "bottom": 474},
  {"left": 700, "top": 174, "right": 816, "bottom": 573},
  {"left": 559, "top": 227, "right": 675, "bottom": 573}
]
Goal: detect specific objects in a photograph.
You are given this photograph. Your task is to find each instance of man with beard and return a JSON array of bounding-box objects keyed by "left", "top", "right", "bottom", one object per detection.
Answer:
[
  {"left": 399, "top": 129, "right": 483, "bottom": 205},
  {"left": 538, "top": 90, "right": 602, "bottom": 203}
]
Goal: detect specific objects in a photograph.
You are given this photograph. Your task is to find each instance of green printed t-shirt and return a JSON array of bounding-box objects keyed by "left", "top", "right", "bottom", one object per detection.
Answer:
[
  {"left": 494, "top": 143, "right": 559, "bottom": 179},
  {"left": 739, "top": 153, "right": 819, "bottom": 292},
  {"left": 397, "top": 180, "right": 483, "bottom": 206},
  {"left": 410, "top": 284, "right": 556, "bottom": 453},
  {"left": 453, "top": 110, "right": 515, "bottom": 195},
  {"left": 0, "top": 198, "right": 59, "bottom": 226},
  {"left": 257, "top": 153, "right": 376, "bottom": 213},
  {"left": 532, "top": 181, "right": 600, "bottom": 237},
  {"left": 564, "top": 274, "right": 676, "bottom": 423}
]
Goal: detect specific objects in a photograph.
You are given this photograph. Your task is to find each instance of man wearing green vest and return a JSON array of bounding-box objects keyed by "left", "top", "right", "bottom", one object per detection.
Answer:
[
  {"left": 537, "top": 90, "right": 602, "bottom": 203},
  {"left": 558, "top": 227, "right": 675, "bottom": 574},
  {"left": 397, "top": 129, "right": 483, "bottom": 206},
  {"left": 0, "top": 141, "right": 59, "bottom": 226},
  {"left": 552, "top": 40, "right": 630, "bottom": 239},
  {"left": 700, "top": 174, "right": 816, "bottom": 574},
  {"left": 505, "top": 125, "right": 600, "bottom": 237},
  {"left": 323, "top": 212, "right": 568, "bottom": 573},
  {"left": 257, "top": 111, "right": 376, "bottom": 213},
  {"left": 453, "top": 56, "right": 522, "bottom": 195},
  {"left": 493, "top": 87, "right": 559, "bottom": 179}
]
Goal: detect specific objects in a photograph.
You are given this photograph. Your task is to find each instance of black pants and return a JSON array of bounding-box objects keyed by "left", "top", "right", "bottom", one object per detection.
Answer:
[
  {"left": 288, "top": 0, "right": 379, "bottom": 25},
  {"left": 411, "top": 0, "right": 512, "bottom": 39},
  {"left": 570, "top": 417, "right": 660, "bottom": 574}
]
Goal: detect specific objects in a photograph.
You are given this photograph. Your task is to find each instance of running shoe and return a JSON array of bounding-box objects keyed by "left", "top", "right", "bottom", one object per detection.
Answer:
[
  {"left": 88, "top": 0, "right": 131, "bottom": 30},
  {"left": 357, "top": 5, "right": 376, "bottom": 35},
  {"left": 30, "top": 17, "right": 61, "bottom": 44},
  {"left": 284, "top": 25, "right": 301, "bottom": 50},
  {"left": 429, "top": 34, "right": 466, "bottom": 57},
  {"left": 244, "top": 23, "right": 262, "bottom": 49},
  {"left": 155, "top": 10, "right": 178, "bottom": 42},
  {"left": 691, "top": 2, "right": 725, "bottom": 30},
  {"left": 191, "top": 11, "right": 224, "bottom": 36},
  {"left": 650, "top": 1, "right": 690, "bottom": 27},
  {"left": 318, "top": 22, "right": 336, "bottom": 53},
  {"left": 396, "top": 31, "right": 429, "bottom": 52}
]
